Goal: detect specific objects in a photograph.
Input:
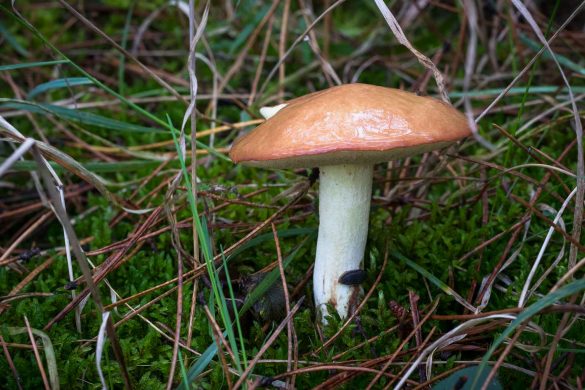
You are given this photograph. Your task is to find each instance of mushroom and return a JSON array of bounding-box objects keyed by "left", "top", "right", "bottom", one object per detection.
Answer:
[{"left": 230, "top": 83, "right": 471, "bottom": 322}]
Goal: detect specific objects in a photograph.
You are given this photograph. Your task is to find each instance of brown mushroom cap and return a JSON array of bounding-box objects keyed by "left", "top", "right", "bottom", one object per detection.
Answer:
[{"left": 230, "top": 83, "right": 471, "bottom": 169}]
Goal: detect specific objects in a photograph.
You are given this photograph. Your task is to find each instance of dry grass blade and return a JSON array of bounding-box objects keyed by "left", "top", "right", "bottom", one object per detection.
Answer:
[
  {"left": 552, "top": 257, "right": 585, "bottom": 292},
  {"left": 187, "top": 0, "right": 204, "bottom": 270},
  {"left": 461, "top": 0, "right": 495, "bottom": 150},
  {"left": 0, "top": 117, "right": 137, "bottom": 211},
  {"left": 164, "top": 196, "right": 186, "bottom": 390},
  {"left": 248, "top": 15, "right": 274, "bottom": 105},
  {"left": 185, "top": 0, "right": 200, "bottom": 357},
  {"left": 26, "top": 142, "right": 132, "bottom": 388},
  {"left": 278, "top": 0, "right": 292, "bottom": 101},
  {"left": 297, "top": 0, "right": 342, "bottom": 86},
  {"left": 95, "top": 311, "right": 111, "bottom": 390},
  {"left": 408, "top": 291, "right": 426, "bottom": 384},
  {"left": 218, "top": 0, "right": 280, "bottom": 95},
  {"left": 6, "top": 325, "right": 60, "bottom": 389},
  {"left": 373, "top": 0, "right": 449, "bottom": 102},
  {"left": 0, "top": 137, "right": 34, "bottom": 176},
  {"left": 518, "top": 187, "right": 576, "bottom": 307}
]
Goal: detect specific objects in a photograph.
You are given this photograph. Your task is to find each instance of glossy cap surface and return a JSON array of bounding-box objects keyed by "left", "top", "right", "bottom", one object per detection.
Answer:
[{"left": 230, "top": 83, "right": 471, "bottom": 168}]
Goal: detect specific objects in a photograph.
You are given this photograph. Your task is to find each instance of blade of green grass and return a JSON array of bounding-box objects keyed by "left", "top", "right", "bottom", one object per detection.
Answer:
[
  {"left": 178, "top": 337, "right": 219, "bottom": 388},
  {"left": 209, "top": 258, "right": 242, "bottom": 372},
  {"left": 228, "top": 3, "right": 270, "bottom": 54},
  {"left": 118, "top": 0, "right": 136, "bottom": 96},
  {"left": 448, "top": 86, "right": 585, "bottom": 98},
  {"left": 434, "top": 366, "right": 502, "bottom": 390},
  {"left": 169, "top": 114, "right": 245, "bottom": 378},
  {"left": 5, "top": 159, "right": 175, "bottom": 173},
  {"left": 1, "top": 100, "right": 163, "bottom": 133},
  {"left": 0, "top": 59, "right": 69, "bottom": 72},
  {"left": 0, "top": 19, "right": 29, "bottom": 56},
  {"left": 222, "top": 250, "right": 248, "bottom": 368},
  {"left": 27, "top": 77, "right": 94, "bottom": 99},
  {"left": 177, "top": 349, "right": 189, "bottom": 389},
  {"left": 520, "top": 32, "right": 585, "bottom": 76}
]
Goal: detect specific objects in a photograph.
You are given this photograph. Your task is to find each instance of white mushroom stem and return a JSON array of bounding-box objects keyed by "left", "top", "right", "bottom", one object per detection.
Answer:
[{"left": 314, "top": 163, "right": 373, "bottom": 322}]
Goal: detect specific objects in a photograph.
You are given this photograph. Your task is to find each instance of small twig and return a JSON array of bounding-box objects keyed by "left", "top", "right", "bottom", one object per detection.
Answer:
[
  {"left": 431, "top": 304, "right": 585, "bottom": 320},
  {"left": 276, "top": 364, "right": 415, "bottom": 385},
  {"left": 482, "top": 323, "right": 529, "bottom": 390},
  {"left": 271, "top": 223, "right": 296, "bottom": 387},
  {"left": 409, "top": 291, "right": 426, "bottom": 384},
  {"left": 248, "top": 15, "right": 274, "bottom": 105},
  {"left": 203, "top": 305, "right": 234, "bottom": 389},
  {"left": 384, "top": 327, "right": 438, "bottom": 389},
  {"left": 466, "top": 166, "right": 489, "bottom": 308},
  {"left": 24, "top": 316, "right": 50, "bottom": 390},
  {"left": 278, "top": 0, "right": 291, "bottom": 102},
  {"left": 0, "top": 334, "right": 23, "bottom": 390}
]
